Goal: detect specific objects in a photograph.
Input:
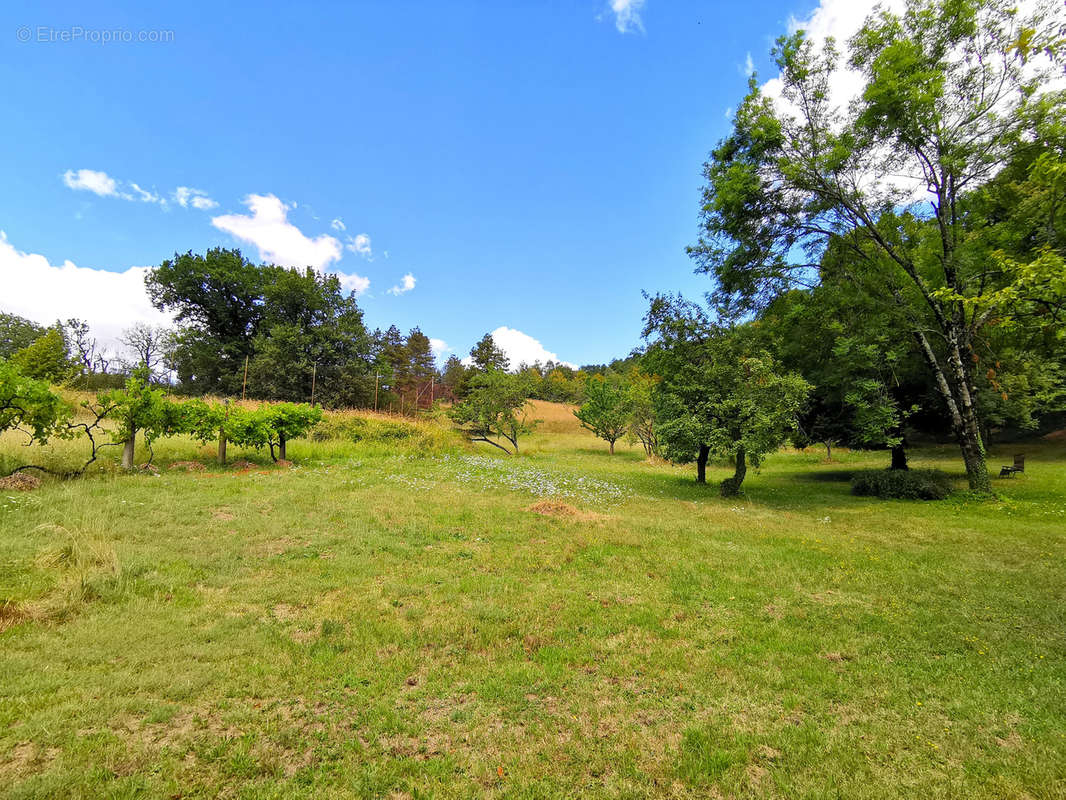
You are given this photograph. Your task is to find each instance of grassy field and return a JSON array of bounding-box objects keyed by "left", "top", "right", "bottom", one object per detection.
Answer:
[{"left": 1, "top": 400, "right": 1064, "bottom": 798}]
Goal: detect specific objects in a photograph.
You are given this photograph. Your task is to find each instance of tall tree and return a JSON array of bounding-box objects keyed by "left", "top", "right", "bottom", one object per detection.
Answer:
[
  {"left": 247, "top": 267, "right": 372, "bottom": 406},
  {"left": 469, "top": 333, "right": 510, "bottom": 372},
  {"left": 120, "top": 323, "right": 171, "bottom": 378},
  {"left": 11, "top": 326, "right": 75, "bottom": 384},
  {"left": 690, "top": 0, "right": 1065, "bottom": 492},
  {"left": 0, "top": 313, "right": 45, "bottom": 360},
  {"left": 145, "top": 248, "right": 263, "bottom": 394}
]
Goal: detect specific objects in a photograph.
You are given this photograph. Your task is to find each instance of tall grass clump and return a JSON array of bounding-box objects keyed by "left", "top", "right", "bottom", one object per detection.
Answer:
[
  {"left": 850, "top": 468, "right": 954, "bottom": 500},
  {"left": 309, "top": 409, "right": 465, "bottom": 455}
]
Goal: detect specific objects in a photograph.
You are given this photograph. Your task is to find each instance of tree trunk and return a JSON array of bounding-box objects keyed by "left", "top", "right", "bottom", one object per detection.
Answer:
[
  {"left": 218, "top": 430, "right": 227, "bottom": 465},
  {"left": 948, "top": 341, "right": 992, "bottom": 493},
  {"left": 890, "top": 442, "right": 908, "bottom": 471},
  {"left": 121, "top": 427, "right": 136, "bottom": 470},
  {"left": 914, "top": 329, "right": 991, "bottom": 493},
  {"left": 824, "top": 440, "right": 832, "bottom": 461},
  {"left": 278, "top": 433, "right": 287, "bottom": 462},
  {"left": 720, "top": 446, "right": 747, "bottom": 497},
  {"left": 696, "top": 445, "right": 710, "bottom": 484},
  {"left": 609, "top": 440, "right": 615, "bottom": 455}
]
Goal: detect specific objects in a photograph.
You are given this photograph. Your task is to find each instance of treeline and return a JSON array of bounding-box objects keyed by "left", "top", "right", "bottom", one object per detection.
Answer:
[{"left": 1, "top": 248, "right": 597, "bottom": 411}]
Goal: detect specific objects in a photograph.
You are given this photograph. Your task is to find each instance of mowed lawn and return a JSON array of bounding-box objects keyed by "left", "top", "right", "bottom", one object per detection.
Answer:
[{"left": 1, "top": 401, "right": 1064, "bottom": 798}]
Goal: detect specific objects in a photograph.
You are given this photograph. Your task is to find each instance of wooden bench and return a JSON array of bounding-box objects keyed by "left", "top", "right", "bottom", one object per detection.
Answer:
[{"left": 999, "top": 454, "right": 1025, "bottom": 478}]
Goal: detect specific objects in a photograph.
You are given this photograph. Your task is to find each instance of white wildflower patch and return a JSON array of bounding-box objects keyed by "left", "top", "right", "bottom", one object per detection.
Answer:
[{"left": 434, "top": 454, "right": 633, "bottom": 506}]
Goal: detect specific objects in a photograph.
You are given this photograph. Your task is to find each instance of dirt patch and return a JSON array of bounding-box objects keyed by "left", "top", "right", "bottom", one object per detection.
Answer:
[
  {"left": 0, "top": 473, "right": 42, "bottom": 491},
  {"left": 823, "top": 652, "right": 853, "bottom": 663},
  {"left": 526, "top": 500, "right": 606, "bottom": 522},
  {"left": 1042, "top": 429, "right": 1066, "bottom": 442},
  {"left": 212, "top": 508, "right": 236, "bottom": 521},
  {"left": 230, "top": 460, "right": 256, "bottom": 471},
  {"left": 0, "top": 741, "right": 60, "bottom": 779},
  {"left": 170, "top": 461, "right": 207, "bottom": 472},
  {"left": 995, "top": 730, "right": 1023, "bottom": 750},
  {"left": 275, "top": 459, "right": 293, "bottom": 469}
]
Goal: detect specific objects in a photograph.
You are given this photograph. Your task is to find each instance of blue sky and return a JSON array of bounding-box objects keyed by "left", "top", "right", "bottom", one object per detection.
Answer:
[{"left": 1, "top": 0, "right": 829, "bottom": 367}]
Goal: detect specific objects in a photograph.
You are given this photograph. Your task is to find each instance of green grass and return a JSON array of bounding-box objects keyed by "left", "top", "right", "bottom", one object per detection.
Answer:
[{"left": 1, "top": 405, "right": 1064, "bottom": 798}]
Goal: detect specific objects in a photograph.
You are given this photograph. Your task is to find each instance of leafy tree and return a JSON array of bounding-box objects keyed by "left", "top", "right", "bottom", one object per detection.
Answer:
[
  {"left": 247, "top": 267, "right": 372, "bottom": 407},
  {"left": 643, "top": 295, "right": 809, "bottom": 496},
  {"left": 259, "top": 403, "right": 323, "bottom": 461},
  {"left": 690, "top": 0, "right": 1065, "bottom": 492},
  {"left": 97, "top": 368, "right": 184, "bottom": 468},
  {"left": 0, "top": 313, "right": 45, "bottom": 360},
  {"left": 625, "top": 368, "right": 659, "bottom": 457},
  {"left": 760, "top": 282, "right": 923, "bottom": 467},
  {"left": 469, "top": 333, "right": 510, "bottom": 372},
  {"left": 449, "top": 370, "right": 536, "bottom": 454},
  {"left": 11, "top": 326, "right": 76, "bottom": 384},
  {"left": 0, "top": 359, "right": 71, "bottom": 446},
  {"left": 574, "top": 373, "right": 630, "bottom": 454},
  {"left": 146, "top": 248, "right": 263, "bottom": 394}
]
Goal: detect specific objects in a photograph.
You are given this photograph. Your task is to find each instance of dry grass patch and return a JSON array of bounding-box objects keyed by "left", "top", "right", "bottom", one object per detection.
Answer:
[
  {"left": 170, "top": 460, "right": 207, "bottom": 472},
  {"left": 526, "top": 499, "right": 607, "bottom": 522},
  {"left": 0, "top": 472, "right": 42, "bottom": 491}
]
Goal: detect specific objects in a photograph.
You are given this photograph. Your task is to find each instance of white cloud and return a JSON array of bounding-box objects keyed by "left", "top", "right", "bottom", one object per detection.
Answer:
[
  {"left": 464, "top": 326, "right": 576, "bottom": 370},
  {"left": 337, "top": 272, "right": 370, "bottom": 295},
  {"left": 346, "top": 233, "right": 372, "bottom": 258},
  {"left": 331, "top": 218, "right": 346, "bottom": 231},
  {"left": 430, "top": 338, "right": 450, "bottom": 357},
  {"left": 212, "top": 193, "right": 343, "bottom": 270},
  {"left": 743, "top": 52, "right": 754, "bottom": 77},
  {"left": 63, "top": 169, "right": 119, "bottom": 197},
  {"left": 173, "top": 186, "right": 218, "bottom": 210},
  {"left": 762, "top": 0, "right": 904, "bottom": 118},
  {"left": 608, "top": 0, "right": 645, "bottom": 33},
  {"left": 0, "top": 231, "right": 172, "bottom": 347},
  {"left": 387, "top": 273, "right": 416, "bottom": 296},
  {"left": 63, "top": 168, "right": 169, "bottom": 206}
]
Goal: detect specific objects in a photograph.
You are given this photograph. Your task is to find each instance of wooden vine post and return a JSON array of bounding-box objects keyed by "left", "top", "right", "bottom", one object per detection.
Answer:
[{"left": 218, "top": 400, "right": 229, "bottom": 465}]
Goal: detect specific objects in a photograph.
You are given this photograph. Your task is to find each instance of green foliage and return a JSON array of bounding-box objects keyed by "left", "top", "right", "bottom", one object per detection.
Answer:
[
  {"left": 0, "top": 312, "right": 46, "bottom": 360},
  {"left": 469, "top": 333, "right": 510, "bottom": 372},
  {"left": 449, "top": 370, "right": 536, "bottom": 454},
  {"left": 146, "top": 248, "right": 263, "bottom": 395},
  {"left": 0, "top": 359, "right": 72, "bottom": 444},
  {"left": 146, "top": 249, "right": 373, "bottom": 402},
  {"left": 691, "top": 0, "right": 1066, "bottom": 492},
  {"left": 644, "top": 295, "right": 810, "bottom": 494},
  {"left": 574, "top": 373, "right": 630, "bottom": 453},
  {"left": 625, "top": 368, "right": 659, "bottom": 456},
  {"left": 850, "top": 469, "right": 953, "bottom": 500},
  {"left": 97, "top": 368, "right": 183, "bottom": 447},
  {"left": 11, "top": 327, "right": 76, "bottom": 384}
]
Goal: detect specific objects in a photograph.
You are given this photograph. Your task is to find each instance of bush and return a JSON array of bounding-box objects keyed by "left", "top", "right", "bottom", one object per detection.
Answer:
[{"left": 850, "top": 469, "right": 953, "bottom": 500}]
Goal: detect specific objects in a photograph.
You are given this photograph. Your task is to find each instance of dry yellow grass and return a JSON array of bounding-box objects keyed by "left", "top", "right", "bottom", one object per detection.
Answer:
[{"left": 525, "top": 399, "right": 582, "bottom": 434}]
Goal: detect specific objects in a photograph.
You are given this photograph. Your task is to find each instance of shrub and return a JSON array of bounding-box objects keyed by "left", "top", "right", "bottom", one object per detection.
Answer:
[{"left": 850, "top": 469, "right": 953, "bottom": 500}]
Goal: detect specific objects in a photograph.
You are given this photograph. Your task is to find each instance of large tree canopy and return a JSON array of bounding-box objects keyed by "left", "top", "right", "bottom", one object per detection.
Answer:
[
  {"left": 690, "top": 0, "right": 1065, "bottom": 491},
  {"left": 643, "top": 295, "right": 809, "bottom": 496},
  {"left": 146, "top": 249, "right": 373, "bottom": 403}
]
